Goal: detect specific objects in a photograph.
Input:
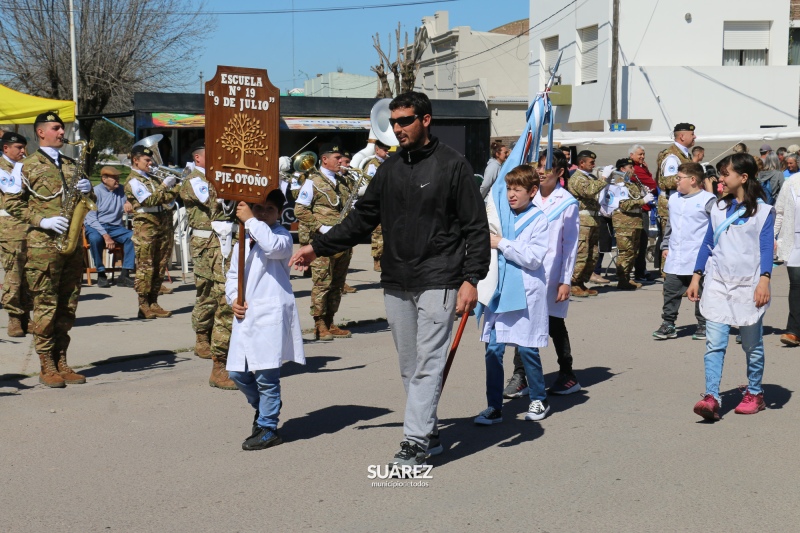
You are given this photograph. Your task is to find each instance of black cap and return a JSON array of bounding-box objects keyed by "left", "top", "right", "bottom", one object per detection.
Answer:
[
  {"left": 1, "top": 132, "right": 27, "bottom": 145},
  {"left": 577, "top": 150, "right": 596, "bottom": 159},
  {"left": 131, "top": 145, "right": 154, "bottom": 157},
  {"left": 190, "top": 138, "right": 205, "bottom": 153},
  {"left": 265, "top": 188, "right": 286, "bottom": 210},
  {"left": 616, "top": 158, "right": 634, "bottom": 170},
  {"left": 34, "top": 111, "right": 64, "bottom": 127},
  {"left": 673, "top": 122, "right": 695, "bottom": 132},
  {"left": 319, "top": 142, "right": 342, "bottom": 156},
  {"left": 342, "top": 150, "right": 352, "bottom": 159},
  {"left": 375, "top": 139, "right": 390, "bottom": 150}
]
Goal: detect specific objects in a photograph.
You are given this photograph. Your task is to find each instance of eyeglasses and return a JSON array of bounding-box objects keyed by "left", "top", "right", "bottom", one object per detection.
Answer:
[{"left": 389, "top": 115, "right": 419, "bottom": 128}]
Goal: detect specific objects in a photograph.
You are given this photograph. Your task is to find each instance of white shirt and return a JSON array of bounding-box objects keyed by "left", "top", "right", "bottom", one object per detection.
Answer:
[
  {"left": 225, "top": 218, "right": 305, "bottom": 371},
  {"left": 40, "top": 146, "right": 61, "bottom": 167}
]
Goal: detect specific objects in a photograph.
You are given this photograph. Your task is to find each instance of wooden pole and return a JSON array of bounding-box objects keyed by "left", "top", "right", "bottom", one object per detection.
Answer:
[
  {"left": 237, "top": 220, "right": 245, "bottom": 306},
  {"left": 441, "top": 313, "right": 469, "bottom": 390},
  {"left": 610, "top": 0, "right": 620, "bottom": 124}
]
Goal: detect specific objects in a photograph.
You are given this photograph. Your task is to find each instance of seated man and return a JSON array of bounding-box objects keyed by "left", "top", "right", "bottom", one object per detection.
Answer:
[{"left": 84, "top": 166, "right": 135, "bottom": 287}]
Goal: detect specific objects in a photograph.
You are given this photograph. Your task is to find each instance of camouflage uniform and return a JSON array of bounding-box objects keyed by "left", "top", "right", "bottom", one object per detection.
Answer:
[
  {"left": 179, "top": 168, "right": 237, "bottom": 359},
  {"left": 655, "top": 144, "right": 692, "bottom": 230},
  {"left": 4, "top": 151, "right": 87, "bottom": 357},
  {"left": 0, "top": 156, "right": 31, "bottom": 320},
  {"left": 363, "top": 156, "right": 384, "bottom": 265},
  {"left": 611, "top": 175, "right": 649, "bottom": 285},
  {"left": 294, "top": 168, "right": 352, "bottom": 319},
  {"left": 123, "top": 169, "right": 177, "bottom": 306},
  {"left": 567, "top": 169, "right": 608, "bottom": 286}
]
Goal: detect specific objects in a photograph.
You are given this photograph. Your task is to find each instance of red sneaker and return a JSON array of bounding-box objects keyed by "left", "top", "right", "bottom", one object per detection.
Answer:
[
  {"left": 693, "top": 394, "right": 721, "bottom": 421},
  {"left": 734, "top": 391, "right": 766, "bottom": 415}
]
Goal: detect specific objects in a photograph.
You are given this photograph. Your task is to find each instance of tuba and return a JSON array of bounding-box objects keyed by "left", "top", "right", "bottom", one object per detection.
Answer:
[
  {"left": 56, "top": 139, "right": 98, "bottom": 255},
  {"left": 132, "top": 134, "right": 185, "bottom": 185}
]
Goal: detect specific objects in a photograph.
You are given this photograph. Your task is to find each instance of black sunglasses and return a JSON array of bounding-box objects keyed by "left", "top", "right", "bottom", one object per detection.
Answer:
[{"left": 389, "top": 115, "right": 420, "bottom": 128}]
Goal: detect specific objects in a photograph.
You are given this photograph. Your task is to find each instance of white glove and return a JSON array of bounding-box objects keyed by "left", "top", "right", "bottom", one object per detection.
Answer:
[
  {"left": 40, "top": 216, "right": 69, "bottom": 234},
  {"left": 358, "top": 185, "right": 368, "bottom": 197},
  {"left": 161, "top": 175, "right": 177, "bottom": 188},
  {"left": 76, "top": 178, "right": 92, "bottom": 193},
  {"left": 601, "top": 165, "right": 614, "bottom": 180},
  {"left": 319, "top": 225, "right": 332, "bottom": 234},
  {"left": 642, "top": 193, "right": 654, "bottom": 204}
]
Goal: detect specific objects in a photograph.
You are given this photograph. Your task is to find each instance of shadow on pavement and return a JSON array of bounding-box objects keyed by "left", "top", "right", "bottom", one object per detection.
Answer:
[
  {"left": 78, "top": 293, "right": 113, "bottom": 301},
  {"left": 282, "top": 356, "right": 367, "bottom": 377},
  {"left": 74, "top": 314, "right": 147, "bottom": 327},
  {"left": 0, "top": 373, "right": 35, "bottom": 396},
  {"left": 79, "top": 351, "right": 191, "bottom": 378},
  {"left": 281, "top": 404, "right": 393, "bottom": 442},
  {"left": 717, "top": 383, "right": 793, "bottom": 418}
]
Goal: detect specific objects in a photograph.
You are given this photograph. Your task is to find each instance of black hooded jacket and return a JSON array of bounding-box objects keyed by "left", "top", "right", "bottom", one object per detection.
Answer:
[{"left": 311, "top": 136, "right": 490, "bottom": 291}]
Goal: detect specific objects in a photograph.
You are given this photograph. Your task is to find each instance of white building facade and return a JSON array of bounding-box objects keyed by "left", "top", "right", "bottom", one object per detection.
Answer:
[
  {"left": 304, "top": 72, "right": 378, "bottom": 98},
  {"left": 413, "top": 11, "right": 530, "bottom": 141},
  {"left": 529, "top": 0, "right": 800, "bottom": 141}
]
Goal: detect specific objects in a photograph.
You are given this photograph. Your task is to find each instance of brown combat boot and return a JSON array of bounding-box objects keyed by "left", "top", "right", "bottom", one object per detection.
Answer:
[
  {"left": 7, "top": 315, "right": 25, "bottom": 337},
  {"left": 326, "top": 315, "right": 352, "bottom": 338},
  {"left": 209, "top": 355, "right": 237, "bottom": 390},
  {"left": 55, "top": 350, "right": 86, "bottom": 384},
  {"left": 194, "top": 331, "right": 212, "bottom": 359},
  {"left": 38, "top": 352, "right": 65, "bottom": 388},
  {"left": 314, "top": 316, "right": 334, "bottom": 341},
  {"left": 159, "top": 284, "right": 174, "bottom": 295},
  {"left": 342, "top": 283, "right": 357, "bottom": 294},
  {"left": 570, "top": 285, "right": 589, "bottom": 298},
  {"left": 137, "top": 296, "right": 157, "bottom": 319},
  {"left": 374, "top": 259, "right": 381, "bottom": 272},
  {"left": 617, "top": 279, "right": 642, "bottom": 291},
  {"left": 150, "top": 299, "right": 172, "bottom": 318}
]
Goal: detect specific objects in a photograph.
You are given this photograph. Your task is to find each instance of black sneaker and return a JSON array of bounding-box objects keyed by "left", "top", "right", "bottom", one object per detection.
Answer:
[
  {"left": 692, "top": 324, "right": 706, "bottom": 340},
  {"left": 242, "top": 426, "right": 282, "bottom": 451},
  {"left": 427, "top": 432, "right": 443, "bottom": 456},
  {"left": 474, "top": 407, "right": 503, "bottom": 425},
  {"left": 735, "top": 334, "right": 742, "bottom": 344},
  {"left": 502, "top": 373, "right": 529, "bottom": 399},
  {"left": 116, "top": 274, "right": 135, "bottom": 288},
  {"left": 250, "top": 410, "right": 260, "bottom": 437},
  {"left": 653, "top": 322, "right": 677, "bottom": 340},
  {"left": 548, "top": 372, "right": 581, "bottom": 395},
  {"left": 391, "top": 440, "right": 427, "bottom": 466},
  {"left": 96, "top": 274, "right": 109, "bottom": 288}
]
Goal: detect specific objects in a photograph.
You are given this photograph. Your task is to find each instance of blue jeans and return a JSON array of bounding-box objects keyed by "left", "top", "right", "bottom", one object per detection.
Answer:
[
  {"left": 703, "top": 318, "right": 765, "bottom": 401},
  {"left": 85, "top": 223, "right": 135, "bottom": 272},
  {"left": 485, "top": 329, "right": 546, "bottom": 409},
  {"left": 228, "top": 365, "right": 282, "bottom": 429}
]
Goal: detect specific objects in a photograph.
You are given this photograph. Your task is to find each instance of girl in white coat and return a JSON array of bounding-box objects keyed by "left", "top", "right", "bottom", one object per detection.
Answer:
[
  {"left": 226, "top": 190, "right": 305, "bottom": 450},
  {"left": 476, "top": 165, "right": 551, "bottom": 425},
  {"left": 687, "top": 153, "right": 774, "bottom": 421},
  {"left": 772, "top": 171, "right": 800, "bottom": 346}
]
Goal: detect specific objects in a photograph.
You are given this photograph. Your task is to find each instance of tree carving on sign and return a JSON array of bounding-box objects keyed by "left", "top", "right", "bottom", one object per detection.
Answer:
[{"left": 219, "top": 113, "right": 268, "bottom": 171}]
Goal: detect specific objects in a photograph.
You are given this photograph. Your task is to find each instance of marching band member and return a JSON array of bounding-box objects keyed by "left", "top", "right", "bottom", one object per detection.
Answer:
[
  {"left": 688, "top": 153, "right": 774, "bottom": 420},
  {"left": 179, "top": 139, "right": 238, "bottom": 389},
  {"left": 362, "top": 140, "right": 391, "bottom": 272},
  {"left": 567, "top": 150, "right": 607, "bottom": 297},
  {"left": 5, "top": 112, "right": 93, "bottom": 387},
  {"left": 656, "top": 123, "right": 696, "bottom": 268},
  {"left": 0, "top": 132, "right": 31, "bottom": 337},
  {"left": 123, "top": 144, "right": 178, "bottom": 320},
  {"left": 653, "top": 162, "right": 715, "bottom": 341},
  {"left": 611, "top": 158, "right": 654, "bottom": 290}
]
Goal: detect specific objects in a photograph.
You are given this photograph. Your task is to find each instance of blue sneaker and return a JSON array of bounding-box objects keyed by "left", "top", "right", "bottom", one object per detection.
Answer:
[
  {"left": 242, "top": 427, "right": 282, "bottom": 451},
  {"left": 474, "top": 407, "right": 503, "bottom": 425}
]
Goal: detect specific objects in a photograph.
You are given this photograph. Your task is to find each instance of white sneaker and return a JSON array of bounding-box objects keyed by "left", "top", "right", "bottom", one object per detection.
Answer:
[{"left": 525, "top": 399, "right": 550, "bottom": 421}]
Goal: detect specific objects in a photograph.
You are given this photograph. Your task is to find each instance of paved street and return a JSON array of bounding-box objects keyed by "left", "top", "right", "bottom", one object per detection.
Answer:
[{"left": 2, "top": 246, "right": 800, "bottom": 532}]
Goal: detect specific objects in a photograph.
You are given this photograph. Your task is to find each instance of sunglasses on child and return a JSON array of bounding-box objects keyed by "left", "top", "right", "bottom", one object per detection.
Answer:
[{"left": 389, "top": 115, "right": 420, "bottom": 128}]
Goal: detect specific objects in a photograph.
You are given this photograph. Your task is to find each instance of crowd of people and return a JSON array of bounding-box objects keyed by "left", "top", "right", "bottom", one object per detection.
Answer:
[{"left": 3, "top": 94, "right": 800, "bottom": 464}]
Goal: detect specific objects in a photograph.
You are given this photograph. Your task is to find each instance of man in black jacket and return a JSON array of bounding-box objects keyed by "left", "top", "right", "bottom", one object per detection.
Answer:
[{"left": 290, "top": 91, "right": 490, "bottom": 466}]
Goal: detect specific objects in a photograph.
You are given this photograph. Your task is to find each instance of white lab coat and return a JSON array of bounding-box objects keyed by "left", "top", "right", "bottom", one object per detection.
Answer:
[
  {"left": 480, "top": 211, "right": 550, "bottom": 348},
  {"left": 225, "top": 218, "right": 305, "bottom": 371},
  {"left": 533, "top": 185, "right": 580, "bottom": 319}
]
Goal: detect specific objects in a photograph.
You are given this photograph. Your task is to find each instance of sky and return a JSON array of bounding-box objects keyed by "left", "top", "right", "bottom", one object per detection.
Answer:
[{"left": 194, "top": 0, "right": 530, "bottom": 94}]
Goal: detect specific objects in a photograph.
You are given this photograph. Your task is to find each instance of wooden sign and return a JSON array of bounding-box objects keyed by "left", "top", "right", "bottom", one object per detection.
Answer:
[{"left": 204, "top": 66, "right": 280, "bottom": 202}]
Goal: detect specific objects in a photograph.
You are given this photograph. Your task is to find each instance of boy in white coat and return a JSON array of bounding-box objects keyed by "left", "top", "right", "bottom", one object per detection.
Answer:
[
  {"left": 476, "top": 165, "right": 551, "bottom": 424},
  {"left": 226, "top": 190, "right": 306, "bottom": 450}
]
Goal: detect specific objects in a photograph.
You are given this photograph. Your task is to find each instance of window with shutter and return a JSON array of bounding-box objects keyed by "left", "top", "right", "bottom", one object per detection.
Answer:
[
  {"left": 578, "top": 25, "right": 598, "bottom": 84},
  {"left": 542, "top": 36, "right": 559, "bottom": 77},
  {"left": 722, "top": 21, "right": 770, "bottom": 66}
]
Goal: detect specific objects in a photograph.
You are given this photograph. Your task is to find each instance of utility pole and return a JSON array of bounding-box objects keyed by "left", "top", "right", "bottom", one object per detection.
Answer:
[
  {"left": 69, "top": 0, "right": 80, "bottom": 139},
  {"left": 199, "top": 71, "right": 203, "bottom": 93},
  {"left": 610, "top": 0, "right": 620, "bottom": 124}
]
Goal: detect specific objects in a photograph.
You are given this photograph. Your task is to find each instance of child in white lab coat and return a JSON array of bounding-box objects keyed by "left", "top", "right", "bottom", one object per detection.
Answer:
[
  {"left": 226, "top": 189, "right": 305, "bottom": 450},
  {"left": 476, "top": 164, "right": 551, "bottom": 425}
]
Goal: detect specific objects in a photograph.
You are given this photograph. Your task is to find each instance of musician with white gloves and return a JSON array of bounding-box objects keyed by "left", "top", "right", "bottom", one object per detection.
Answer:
[
  {"left": 4, "top": 112, "right": 95, "bottom": 387},
  {"left": 123, "top": 143, "right": 179, "bottom": 320},
  {"left": 361, "top": 140, "right": 391, "bottom": 272}
]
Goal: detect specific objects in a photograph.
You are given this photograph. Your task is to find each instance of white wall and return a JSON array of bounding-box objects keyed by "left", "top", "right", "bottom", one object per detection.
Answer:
[
  {"left": 529, "top": 0, "right": 799, "bottom": 136},
  {"left": 304, "top": 72, "right": 377, "bottom": 98}
]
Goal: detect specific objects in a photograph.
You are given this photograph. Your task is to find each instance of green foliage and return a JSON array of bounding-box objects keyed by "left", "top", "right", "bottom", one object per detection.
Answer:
[{"left": 90, "top": 120, "right": 134, "bottom": 155}]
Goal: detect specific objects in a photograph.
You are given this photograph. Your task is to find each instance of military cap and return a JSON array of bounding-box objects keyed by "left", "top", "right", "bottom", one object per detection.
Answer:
[
  {"left": 577, "top": 150, "right": 596, "bottom": 159},
  {"left": 319, "top": 142, "right": 342, "bottom": 156},
  {"left": 131, "top": 145, "right": 154, "bottom": 157},
  {"left": 34, "top": 111, "right": 65, "bottom": 127},
  {"left": 1, "top": 132, "right": 27, "bottom": 145},
  {"left": 190, "top": 138, "right": 205, "bottom": 154},
  {"left": 673, "top": 122, "right": 695, "bottom": 132},
  {"left": 265, "top": 188, "right": 286, "bottom": 210},
  {"left": 100, "top": 165, "right": 122, "bottom": 177},
  {"left": 342, "top": 150, "right": 352, "bottom": 159},
  {"left": 616, "top": 158, "right": 634, "bottom": 170}
]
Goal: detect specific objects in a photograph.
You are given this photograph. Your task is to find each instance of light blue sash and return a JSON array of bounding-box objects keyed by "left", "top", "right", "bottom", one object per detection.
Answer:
[
  {"left": 546, "top": 197, "right": 578, "bottom": 222},
  {"left": 713, "top": 200, "right": 764, "bottom": 246}
]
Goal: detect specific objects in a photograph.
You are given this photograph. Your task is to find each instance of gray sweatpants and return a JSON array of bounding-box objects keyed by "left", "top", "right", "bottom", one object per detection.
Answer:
[{"left": 384, "top": 288, "right": 458, "bottom": 449}]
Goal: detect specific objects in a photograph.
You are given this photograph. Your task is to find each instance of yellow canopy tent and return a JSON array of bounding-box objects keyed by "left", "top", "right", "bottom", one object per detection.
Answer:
[{"left": 0, "top": 83, "right": 75, "bottom": 124}]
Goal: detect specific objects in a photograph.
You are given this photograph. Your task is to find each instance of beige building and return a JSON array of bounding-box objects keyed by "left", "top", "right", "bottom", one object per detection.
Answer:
[{"left": 413, "top": 11, "right": 529, "bottom": 142}]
